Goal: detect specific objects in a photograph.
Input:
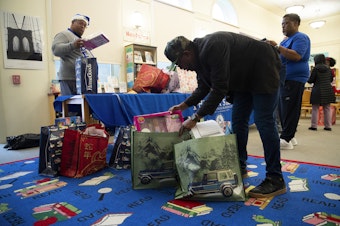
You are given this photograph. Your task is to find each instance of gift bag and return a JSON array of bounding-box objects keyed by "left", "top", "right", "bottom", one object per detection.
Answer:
[
  {"left": 75, "top": 57, "right": 98, "bottom": 94},
  {"left": 108, "top": 126, "right": 132, "bottom": 169},
  {"left": 131, "top": 131, "right": 183, "bottom": 189},
  {"left": 174, "top": 134, "right": 245, "bottom": 201},
  {"left": 38, "top": 123, "right": 86, "bottom": 177},
  {"left": 60, "top": 124, "right": 109, "bottom": 178},
  {"left": 132, "top": 64, "right": 170, "bottom": 93}
]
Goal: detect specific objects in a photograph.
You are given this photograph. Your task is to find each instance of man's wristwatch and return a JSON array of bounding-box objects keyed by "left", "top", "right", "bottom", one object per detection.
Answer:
[{"left": 191, "top": 113, "right": 200, "bottom": 122}]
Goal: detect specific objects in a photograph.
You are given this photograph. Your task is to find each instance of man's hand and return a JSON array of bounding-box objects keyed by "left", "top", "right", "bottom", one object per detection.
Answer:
[
  {"left": 179, "top": 118, "right": 197, "bottom": 136},
  {"left": 169, "top": 102, "right": 188, "bottom": 114},
  {"left": 74, "top": 38, "right": 84, "bottom": 48}
]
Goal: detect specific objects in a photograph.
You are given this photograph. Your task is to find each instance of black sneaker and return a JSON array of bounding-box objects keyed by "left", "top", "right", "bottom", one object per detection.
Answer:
[
  {"left": 308, "top": 127, "right": 317, "bottom": 131},
  {"left": 248, "top": 176, "right": 286, "bottom": 198}
]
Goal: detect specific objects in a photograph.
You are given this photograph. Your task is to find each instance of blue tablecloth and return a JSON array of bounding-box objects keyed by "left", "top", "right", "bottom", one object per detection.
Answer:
[
  {"left": 54, "top": 93, "right": 252, "bottom": 127},
  {"left": 54, "top": 93, "right": 194, "bottom": 127},
  {"left": 85, "top": 93, "right": 194, "bottom": 127}
]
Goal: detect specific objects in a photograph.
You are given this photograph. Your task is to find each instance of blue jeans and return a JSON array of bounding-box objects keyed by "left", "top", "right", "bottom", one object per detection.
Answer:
[{"left": 232, "top": 91, "right": 282, "bottom": 177}]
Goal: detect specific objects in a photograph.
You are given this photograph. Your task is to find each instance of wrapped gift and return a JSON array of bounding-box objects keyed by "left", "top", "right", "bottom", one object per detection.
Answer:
[{"left": 133, "top": 64, "right": 170, "bottom": 93}]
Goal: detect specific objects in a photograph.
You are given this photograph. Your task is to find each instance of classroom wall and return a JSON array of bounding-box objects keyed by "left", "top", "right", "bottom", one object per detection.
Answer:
[{"left": 0, "top": 0, "right": 339, "bottom": 143}]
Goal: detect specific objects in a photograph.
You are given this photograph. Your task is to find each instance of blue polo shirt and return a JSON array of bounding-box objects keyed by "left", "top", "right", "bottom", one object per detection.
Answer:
[{"left": 280, "top": 32, "right": 310, "bottom": 83}]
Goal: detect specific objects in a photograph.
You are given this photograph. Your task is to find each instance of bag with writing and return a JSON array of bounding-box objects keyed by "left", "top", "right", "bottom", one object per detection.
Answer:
[
  {"left": 60, "top": 124, "right": 109, "bottom": 178},
  {"left": 75, "top": 57, "right": 98, "bottom": 94}
]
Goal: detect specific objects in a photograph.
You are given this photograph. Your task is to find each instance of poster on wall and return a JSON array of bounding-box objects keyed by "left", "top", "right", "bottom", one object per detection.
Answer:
[{"left": 1, "top": 11, "right": 44, "bottom": 69}]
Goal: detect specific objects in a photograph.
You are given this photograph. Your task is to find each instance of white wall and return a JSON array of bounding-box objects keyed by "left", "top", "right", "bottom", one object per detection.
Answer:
[
  {"left": 0, "top": 0, "right": 51, "bottom": 142},
  {"left": 0, "top": 0, "right": 339, "bottom": 143}
]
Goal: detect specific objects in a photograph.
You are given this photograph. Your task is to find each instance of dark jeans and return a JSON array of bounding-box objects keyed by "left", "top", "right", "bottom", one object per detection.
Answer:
[
  {"left": 279, "top": 80, "right": 305, "bottom": 142},
  {"left": 60, "top": 80, "right": 77, "bottom": 96},
  {"left": 232, "top": 91, "right": 282, "bottom": 177}
]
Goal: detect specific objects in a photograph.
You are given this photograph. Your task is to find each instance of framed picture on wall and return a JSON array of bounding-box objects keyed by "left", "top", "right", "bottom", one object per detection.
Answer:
[{"left": 1, "top": 11, "right": 44, "bottom": 69}]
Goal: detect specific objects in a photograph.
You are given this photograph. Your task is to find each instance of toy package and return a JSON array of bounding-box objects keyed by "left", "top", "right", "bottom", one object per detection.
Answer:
[{"left": 133, "top": 111, "right": 184, "bottom": 132}]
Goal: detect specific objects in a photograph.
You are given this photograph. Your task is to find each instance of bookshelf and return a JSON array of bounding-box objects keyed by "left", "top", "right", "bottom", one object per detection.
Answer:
[{"left": 125, "top": 44, "right": 157, "bottom": 90}]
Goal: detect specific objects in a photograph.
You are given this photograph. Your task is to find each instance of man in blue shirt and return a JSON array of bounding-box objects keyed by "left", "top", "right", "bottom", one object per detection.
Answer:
[{"left": 267, "top": 13, "right": 311, "bottom": 150}]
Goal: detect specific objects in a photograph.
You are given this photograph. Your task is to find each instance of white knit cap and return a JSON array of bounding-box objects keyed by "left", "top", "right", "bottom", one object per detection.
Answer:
[{"left": 72, "top": 14, "right": 90, "bottom": 26}]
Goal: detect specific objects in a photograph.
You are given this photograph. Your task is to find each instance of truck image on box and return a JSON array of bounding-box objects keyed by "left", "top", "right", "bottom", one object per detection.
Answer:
[
  {"left": 188, "top": 169, "right": 238, "bottom": 197},
  {"left": 138, "top": 161, "right": 176, "bottom": 185}
]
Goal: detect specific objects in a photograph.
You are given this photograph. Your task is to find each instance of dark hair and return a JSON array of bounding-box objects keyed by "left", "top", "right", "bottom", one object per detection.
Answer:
[
  {"left": 283, "top": 13, "right": 301, "bottom": 25},
  {"left": 314, "top": 54, "right": 326, "bottom": 65},
  {"left": 326, "top": 57, "right": 336, "bottom": 67}
]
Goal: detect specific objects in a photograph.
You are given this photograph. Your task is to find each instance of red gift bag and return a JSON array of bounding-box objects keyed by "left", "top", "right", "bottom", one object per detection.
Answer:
[
  {"left": 133, "top": 64, "right": 170, "bottom": 93},
  {"left": 60, "top": 124, "right": 109, "bottom": 178}
]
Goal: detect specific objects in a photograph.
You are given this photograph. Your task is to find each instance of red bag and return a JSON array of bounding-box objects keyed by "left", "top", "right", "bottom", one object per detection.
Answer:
[
  {"left": 60, "top": 124, "right": 109, "bottom": 178},
  {"left": 133, "top": 64, "right": 170, "bottom": 93}
]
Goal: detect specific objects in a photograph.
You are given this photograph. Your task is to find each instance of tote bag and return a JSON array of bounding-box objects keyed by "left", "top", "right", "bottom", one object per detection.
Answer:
[
  {"left": 131, "top": 131, "right": 183, "bottom": 189},
  {"left": 60, "top": 124, "right": 109, "bottom": 178},
  {"left": 174, "top": 134, "right": 245, "bottom": 201}
]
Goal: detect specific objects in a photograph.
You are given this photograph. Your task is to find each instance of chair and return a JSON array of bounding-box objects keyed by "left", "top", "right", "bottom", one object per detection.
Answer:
[{"left": 301, "top": 89, "right": 312, "bottom": 117}]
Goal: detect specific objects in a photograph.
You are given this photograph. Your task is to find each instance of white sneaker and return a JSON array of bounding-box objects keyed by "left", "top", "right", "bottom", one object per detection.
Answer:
[
  {"left": 291, "top": 137, "right": 298, "bottom": 146},
  {"left": 280, "top": 138, "right": 294, "bottom": 150}
]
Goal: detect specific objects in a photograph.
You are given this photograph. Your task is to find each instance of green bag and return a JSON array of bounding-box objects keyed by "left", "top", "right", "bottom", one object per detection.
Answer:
[
  {"left": 174, "top": 134, "right": 245, "bottom": 201},
  {"left": 131, "top": 131, "right": 183, "bottom": 189}
]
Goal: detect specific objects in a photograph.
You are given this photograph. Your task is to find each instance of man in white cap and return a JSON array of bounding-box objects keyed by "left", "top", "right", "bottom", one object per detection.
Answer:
[{"left": 52, "top": 14, "right": 90, "bottom": 95}]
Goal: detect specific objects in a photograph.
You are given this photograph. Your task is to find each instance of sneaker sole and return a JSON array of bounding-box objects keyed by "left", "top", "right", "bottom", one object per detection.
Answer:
[
  {"left": 280, "top": 146, "right": 294, "bottom": 150},
  {"left": 248, "top": 187, "right": 287, "bottom": 198}
]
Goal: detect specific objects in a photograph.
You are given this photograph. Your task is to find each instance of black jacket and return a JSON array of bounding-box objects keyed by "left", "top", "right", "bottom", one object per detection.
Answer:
[
  {"left": 184, "top": 31, "right": 281, "bottom": 117},
  {"left": 308, "top": 64, "right": 335, "bottom": 105}
]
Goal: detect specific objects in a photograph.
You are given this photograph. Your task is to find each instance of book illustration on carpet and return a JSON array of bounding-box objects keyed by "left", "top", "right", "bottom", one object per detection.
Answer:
[
  {"left": 0, "top": 156, "right": 339, "bottom": 226},
  {"left": 161, "top": 199, "right": 213, "bottom": 217},
  {"left": 32, "top": 202, "right": 81, "bottom": 224},
  {"left": 79, "top": 173, "right": 115, "bottom": 186},
  {"left": 92, "top": 213, "right": 132, "bottom": 226}
]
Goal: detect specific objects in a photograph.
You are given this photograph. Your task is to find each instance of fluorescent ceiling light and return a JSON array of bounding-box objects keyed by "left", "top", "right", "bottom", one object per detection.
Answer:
[
  {"left": 309, "top": 20, "right": 326, "bottom": 29},
  {"left": 285, "top": 5, "right": 304, "bottom": 14}
]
